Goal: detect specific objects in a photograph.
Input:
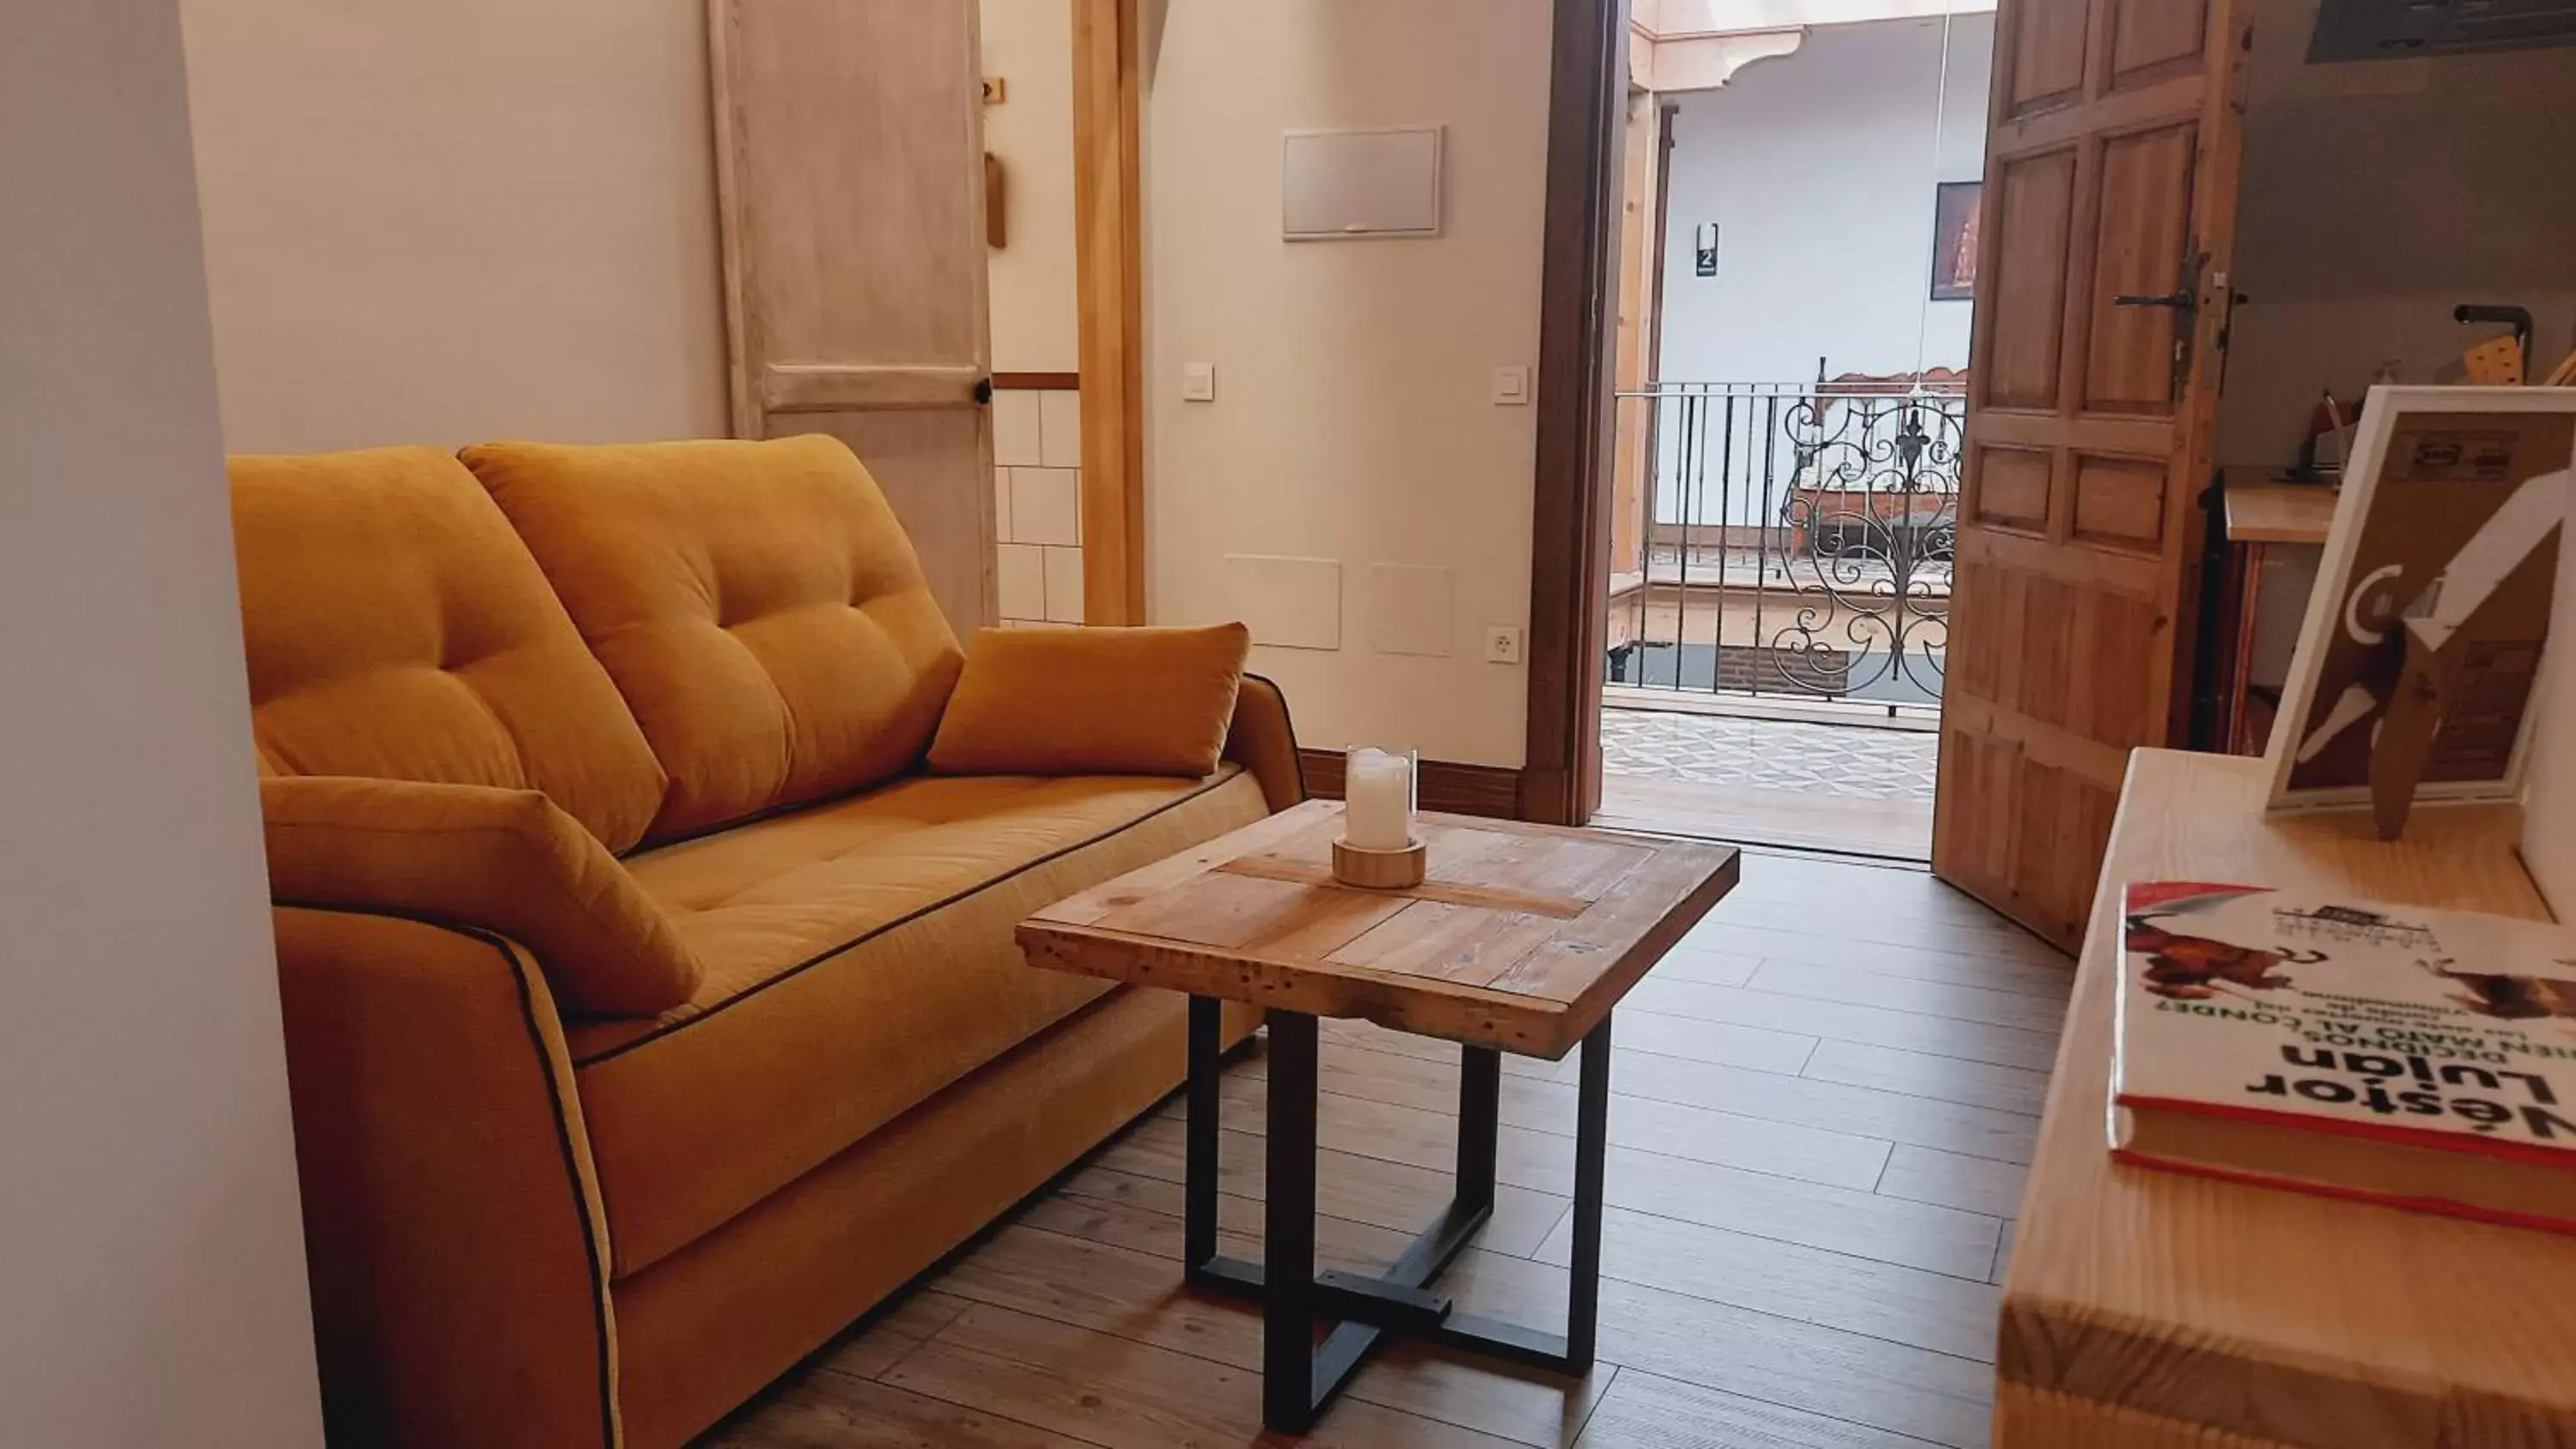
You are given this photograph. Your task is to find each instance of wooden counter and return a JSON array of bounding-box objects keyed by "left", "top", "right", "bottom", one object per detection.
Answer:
[{"left": 1998, "top": 749, "right": 2571, "bottom": 1448}]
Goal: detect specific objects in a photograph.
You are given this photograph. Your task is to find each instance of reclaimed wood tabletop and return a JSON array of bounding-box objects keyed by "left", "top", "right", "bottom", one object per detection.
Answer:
[{"left": 1018, "top": 800, "right": 1740, "bottom": 1058}]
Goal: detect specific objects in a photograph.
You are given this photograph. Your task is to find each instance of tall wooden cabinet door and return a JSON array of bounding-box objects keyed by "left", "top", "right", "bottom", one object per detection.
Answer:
[
  {"left": 710, "top": 0, "right": 996, "bottom": 633},
  {"left": 1933, "top": 0, "right": 2251, "bottom": 951}
]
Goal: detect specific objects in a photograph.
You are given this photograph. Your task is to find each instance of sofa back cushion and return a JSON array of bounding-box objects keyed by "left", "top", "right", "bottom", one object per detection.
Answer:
[
  {"left": 462, "top": 436, "right": 964, "bottom": 840},
  {"left": 231, "top": 446, "right": 668, "bottom": 852}
]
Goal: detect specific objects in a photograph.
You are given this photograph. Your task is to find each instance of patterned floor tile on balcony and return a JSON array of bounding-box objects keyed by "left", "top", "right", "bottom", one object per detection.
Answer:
[{"left": 1601, "top": 710, "right": 1936, "bottom": 801}]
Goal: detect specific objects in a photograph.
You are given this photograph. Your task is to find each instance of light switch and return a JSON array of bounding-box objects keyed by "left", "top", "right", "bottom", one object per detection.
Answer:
[
  {"left": 1182, "top": 361, "right": 1217, "bottom": 403},
  {"left": 1492, "top": 366, "right": 1530, "bottom": 405}
]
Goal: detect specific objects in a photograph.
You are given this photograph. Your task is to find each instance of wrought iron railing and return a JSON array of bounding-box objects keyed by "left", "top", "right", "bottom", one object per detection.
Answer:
[{"left": 1606, "top": 376, "right": 1965, "bottom": 709}]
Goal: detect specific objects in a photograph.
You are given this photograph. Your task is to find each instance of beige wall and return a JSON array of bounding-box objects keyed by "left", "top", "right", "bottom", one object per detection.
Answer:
[
  {"left": 1141, "top": 0, "right": 1552, "bottom": 767},
  {"left": 2216, "top": 0, "right": 2576, "bottom": 466},
  {"left": 981, "top": 0, "right": 1083, "bottom": 375},
  {"left": 180, "top": 0, "right": 729, "bottom": 452},
  {"left": 0, "top": 4, "right": 323, "bottom": 1443}
]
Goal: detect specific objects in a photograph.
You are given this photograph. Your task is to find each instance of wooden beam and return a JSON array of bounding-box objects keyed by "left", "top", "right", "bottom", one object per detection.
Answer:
[
  {"left": 1522, "top": 0, "right": 1628, "bottom": 827},
  {"left": 1071, "top": 0, "right": 1146, "bottom": 625}
]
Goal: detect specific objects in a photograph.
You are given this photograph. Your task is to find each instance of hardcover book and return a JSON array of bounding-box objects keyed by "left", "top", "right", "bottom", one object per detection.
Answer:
[{"left": 2115, "top": 881, "right": 2576, "bottom": 1233}]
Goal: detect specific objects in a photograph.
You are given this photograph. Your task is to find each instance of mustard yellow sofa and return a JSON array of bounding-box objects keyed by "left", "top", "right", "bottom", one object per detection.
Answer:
[{"left": 231, "top": 437, "right": 1299, "bottom": 1446}]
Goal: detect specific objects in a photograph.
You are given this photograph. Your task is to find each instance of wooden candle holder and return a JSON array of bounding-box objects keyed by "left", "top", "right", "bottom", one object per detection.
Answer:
[{"left": 1332, "top": 837, "right": 1427, "bottom": 890}]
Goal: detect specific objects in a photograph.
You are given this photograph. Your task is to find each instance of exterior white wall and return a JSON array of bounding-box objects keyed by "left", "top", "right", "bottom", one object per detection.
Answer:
[
  {"left": 981, "top": 0, "right": 1083, "bottom": 375},
  {"left": 1141, "top": 0, "right": 1551, "bottom": 767},
  {"left": 2215, "top": 0, "right": 2576, "bottom": 467},
  {"left": 0, "top": 4, "right": 324, "bottom": 1443},
  {"left": 1655, "top": 14, "right": 1994, "bottom": 387}
]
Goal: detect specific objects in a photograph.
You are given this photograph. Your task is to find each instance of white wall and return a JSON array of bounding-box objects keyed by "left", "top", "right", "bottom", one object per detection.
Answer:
[
  {"left": 981, "top": 0, "right": 1083, "bottom": 375},
  {"left": 2215, "top": 0, "right": 2576, "bottom": 467},
  {"left": 1656, "top": 14, "right": 1993, "bottom": 386},
  {"left": 179, "top": 0, "right": 729, "bottom": 451},
  {"left": 0, "top": 5, "right": 324, "bottom": 1445},
  {"left": 1142, "top": 1, "right": 1552, "bottom": 767}
]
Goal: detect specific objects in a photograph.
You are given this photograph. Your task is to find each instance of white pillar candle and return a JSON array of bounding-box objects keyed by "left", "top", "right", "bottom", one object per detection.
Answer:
[{"left": 1343, "top": 748, "right": 1416, "bottom": 851}]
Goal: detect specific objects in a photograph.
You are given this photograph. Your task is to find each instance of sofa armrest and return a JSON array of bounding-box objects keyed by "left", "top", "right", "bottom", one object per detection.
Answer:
[
  {"left": 1224, "top": 673, "right": 1307, "bottom": 812},
  {"left": 275, "top": 906, "right": 622, "bottom": 1448}
]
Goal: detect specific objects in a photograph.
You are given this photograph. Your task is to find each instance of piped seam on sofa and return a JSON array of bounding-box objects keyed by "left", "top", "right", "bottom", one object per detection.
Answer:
[
  {"left": 270, "top": 901, "right": 620, "bottom": 1449},
  {"left": 572, "top": 766, "right": 1251, "bottom": 1068}
]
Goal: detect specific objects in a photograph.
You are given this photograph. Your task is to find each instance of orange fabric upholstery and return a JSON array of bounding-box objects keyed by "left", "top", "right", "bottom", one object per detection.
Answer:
[
  {"left": 463, "top": 437, "right": 964, "bottom": 840},
  {"left": 273, "top": 906, "right": 619, "bottom": 1449},
  {"left": 231, "top": 446, "right": 666, "bottom": 852},
  {"left": 262, "top": 777, "right": 703, "bottom": 1018},
  {"left": 570, "top": 768, "right": 1269, "bottom": 1276},
  {"left": 927, "top": 622, "right": 1251, "bottom": 777},
  {"left": 1225, "top": 673, "right": 1309, "bottom": 812},
  {"left": 612, "top": 987, "right": 1261, "bottom": 1447}
]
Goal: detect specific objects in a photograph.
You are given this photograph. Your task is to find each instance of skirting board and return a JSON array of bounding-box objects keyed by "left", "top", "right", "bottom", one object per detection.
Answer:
[{"left": 1297, "top": 749, "right": 1522, "bottom": 821}]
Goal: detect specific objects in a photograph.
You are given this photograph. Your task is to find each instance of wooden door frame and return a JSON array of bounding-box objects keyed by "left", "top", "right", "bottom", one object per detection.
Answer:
[
  {"left": 1522, "top": 0, "right": 1630, "bottom": 826},
  {"left": 1070, "top": 0, "right": 1146, "bottom": 624}
]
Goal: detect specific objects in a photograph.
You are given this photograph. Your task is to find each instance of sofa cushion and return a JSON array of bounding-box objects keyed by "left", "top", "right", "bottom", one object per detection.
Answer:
[
  {"left": 232, "top": 446, "right": 669, "bottom": 852},
  {"left": 261, "top": 777, "right": 704, "bottom": 1017},
  {"left": 928, "top": 622, "right": 1252, "bottom": 778},
  {"left": 463, "top": 437, "right": 964, "bottom": 841},
  {"left": 567, "top": 767, "right": 1270, "bottom": 1277}
]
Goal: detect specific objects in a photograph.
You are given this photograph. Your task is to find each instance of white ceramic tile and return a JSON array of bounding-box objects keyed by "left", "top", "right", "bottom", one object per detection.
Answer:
[
  {"left": 992, "top": 391, "right": 1043, "bottom": 468},
  {"left": 1043, "top": 545, "right": 1086, "bottom": 624},
  {"left": 1364, "top": 562, "right": 1455, "bottom": 658},
  {"left": 1038, "top": 389, "right": 1083, "bottom": 469},
  {"left": 1009, "top": 468, "right": 1080, "bottom": 547},
  {"left": 993, "top": 464, "right": 1014, "bottom": 544},
  {"left": 997, "top": 543, "right": 1047, "bottom": 620}
]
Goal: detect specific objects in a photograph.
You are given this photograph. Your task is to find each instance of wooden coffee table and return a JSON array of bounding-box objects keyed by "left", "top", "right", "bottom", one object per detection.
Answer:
[{"left": 1018, "top": 801, "right": 1738, "bottom": 1433}]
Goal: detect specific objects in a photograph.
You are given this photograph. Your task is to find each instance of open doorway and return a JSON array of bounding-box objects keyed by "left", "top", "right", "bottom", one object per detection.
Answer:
[{"left": 1591, "top": 3, "right": 1993, "bottom": 860}]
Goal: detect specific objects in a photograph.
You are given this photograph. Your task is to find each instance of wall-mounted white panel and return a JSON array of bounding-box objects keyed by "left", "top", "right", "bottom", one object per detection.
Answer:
[
  {"left": 1365, "top": 563, "right": 1456, "bottom": 657},
  {"left": 1283, "top": 126, "right": 1443, "bottom": 240},
  {"left": 1224, "top": 555, "right": 1343, "bottom": 649}
]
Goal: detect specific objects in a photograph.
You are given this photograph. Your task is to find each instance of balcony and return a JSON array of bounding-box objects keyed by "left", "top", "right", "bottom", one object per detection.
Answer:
[{"left": 1598, "top": 374, "right": 1962, "bottom": 858}]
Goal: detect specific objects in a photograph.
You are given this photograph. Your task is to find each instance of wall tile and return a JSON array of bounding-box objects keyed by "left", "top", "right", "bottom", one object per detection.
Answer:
[
  {"left": 1038, "top": 389, "right": 1083, "bottom": 469},
  {"left": 1009, "top": 467, "right": 1081, "bottom": 547},
  {"left": 1043, "top": 545, "right": 1086, "bottom": 623},
  {"left": 998, "top": 542, "right": 1047, "bottom": 620},
  {"left": 993, "top": 391, "right": 1043, "bottom": 468},
  {"left": 993, "top": 464, "right": 1015, "bottom": 543}
]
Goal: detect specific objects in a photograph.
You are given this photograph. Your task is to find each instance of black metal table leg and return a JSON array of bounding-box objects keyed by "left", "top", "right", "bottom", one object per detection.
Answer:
[
  {"left": 1565, "top": 1016, "right": 1611, "bottom": 1368},
  {"left": 1182, "top": 1003, "right": 1613, "bottom": 1433},
  {"left": 1184, "top": 996, "right": 1222, "bottom": 1280},
  {"left": 1262, "top": 1010, "right": 1321, "bottom": 1433}
]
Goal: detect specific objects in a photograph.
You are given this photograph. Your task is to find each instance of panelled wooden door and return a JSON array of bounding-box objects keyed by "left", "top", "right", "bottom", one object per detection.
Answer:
[
  {"left": 709, "top": 0, "right": 997, "bottom": 633},
  {"left": 1934, "top": 0, "right": 2251, "bottom": 950}
]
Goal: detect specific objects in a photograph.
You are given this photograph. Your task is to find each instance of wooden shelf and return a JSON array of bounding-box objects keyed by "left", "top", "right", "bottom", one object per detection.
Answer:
[
  {"left": 1999, "top": 749, "right": 2567, "bottom": 1447},
  {"left": 2224, "top": 478, "right": 2338, "bottom": 545}
]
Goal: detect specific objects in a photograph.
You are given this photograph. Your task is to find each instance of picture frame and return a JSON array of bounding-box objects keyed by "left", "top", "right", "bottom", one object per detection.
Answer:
[
  {"left": 1929, "top": 180, "right": 1980, "bottom": 302},
  {"left": 2266, "top": 386, "right": 2576, "bottom": 827}
]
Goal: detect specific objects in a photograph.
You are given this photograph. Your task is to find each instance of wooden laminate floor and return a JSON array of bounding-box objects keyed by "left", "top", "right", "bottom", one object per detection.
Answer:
[{"left": 702, "top": 852, "right": 2069, "bottom": 1449}]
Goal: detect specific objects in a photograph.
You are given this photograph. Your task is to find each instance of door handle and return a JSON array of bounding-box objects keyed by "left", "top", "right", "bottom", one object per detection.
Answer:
[
  {"left": 2112, "top": 290, "right": 2196, "bottom": 312},
  {"left": 974, "top": 377, "right": 994, "bottom": 405}
]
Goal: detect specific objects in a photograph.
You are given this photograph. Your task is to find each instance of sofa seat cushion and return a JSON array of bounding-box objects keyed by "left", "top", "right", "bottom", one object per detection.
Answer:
[
  {"left": 568, "top": 767, "right": 1269, "bottom": 1277},
  {"left": 231, "top": 446, "right": 669, "bottom": 852},
  {"left": 463, "top": 437, "right": 964, "bottom": 841}
]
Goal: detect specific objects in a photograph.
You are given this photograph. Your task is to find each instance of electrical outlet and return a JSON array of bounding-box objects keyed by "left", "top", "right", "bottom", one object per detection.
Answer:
[{"left": 1484, "top": 625, "right": 1524, "bottom": 664}]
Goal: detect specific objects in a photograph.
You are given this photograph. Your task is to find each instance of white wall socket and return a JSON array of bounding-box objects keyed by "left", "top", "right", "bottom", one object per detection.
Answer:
[
  {"left": 1182, "top": 361, "right": 1217, "bottom": 402},
  {"left": 1483, "top": 625, "right": 1524, "bottom": 664},
  {"left": 1492, "top": 366, "right": 1530, "bottom": 405}
]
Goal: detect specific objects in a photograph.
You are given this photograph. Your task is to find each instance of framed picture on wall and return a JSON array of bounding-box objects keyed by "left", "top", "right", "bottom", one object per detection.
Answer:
[{"left": 1929, "top": 180, "right": 1980, "bottom": 301}]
